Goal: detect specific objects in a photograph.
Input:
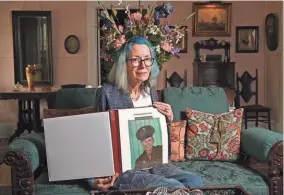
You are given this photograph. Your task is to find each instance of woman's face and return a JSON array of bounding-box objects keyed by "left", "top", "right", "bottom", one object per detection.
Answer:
[{"left": 127, "top": 44, "right": 152, "bottom": 86}]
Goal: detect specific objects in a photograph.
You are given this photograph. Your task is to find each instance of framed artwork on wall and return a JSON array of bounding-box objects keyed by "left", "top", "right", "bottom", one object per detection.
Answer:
[
  {"left": 192, "top": 2, "right": 232, "bottom": 37},
  {"left": 235, "top": 26, "right": 259, "bottom": 53}
]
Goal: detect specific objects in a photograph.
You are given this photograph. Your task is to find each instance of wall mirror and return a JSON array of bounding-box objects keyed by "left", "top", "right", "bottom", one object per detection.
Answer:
[{"left": 12, "top": 11, "right": 53, "bottom": 86}]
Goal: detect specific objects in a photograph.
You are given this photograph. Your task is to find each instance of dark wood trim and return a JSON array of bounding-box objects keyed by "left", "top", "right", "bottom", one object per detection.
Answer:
[
  {"left": 0, "top": 150, "right": 35, "bottom": 195},
  {"left": 268, "top": 141, "right": 283, "bottom": 195}
]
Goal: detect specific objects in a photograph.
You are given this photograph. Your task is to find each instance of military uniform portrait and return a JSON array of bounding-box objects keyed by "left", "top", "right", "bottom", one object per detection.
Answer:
[{"left": 127, "top": 119, "right": 163, "bottom": 170}]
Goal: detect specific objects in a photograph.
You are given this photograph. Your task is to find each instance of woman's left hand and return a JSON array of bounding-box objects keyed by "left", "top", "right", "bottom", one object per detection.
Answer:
[{"left": 153, "top": 102, "right": 174, "bottom": 123}]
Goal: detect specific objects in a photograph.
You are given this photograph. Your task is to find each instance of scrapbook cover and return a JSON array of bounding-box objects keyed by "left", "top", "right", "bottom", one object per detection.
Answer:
[{"left": 43, "top": 107, "right": 168, "bottom": 182}]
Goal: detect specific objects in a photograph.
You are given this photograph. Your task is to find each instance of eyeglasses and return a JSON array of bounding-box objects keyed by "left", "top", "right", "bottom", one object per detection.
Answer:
[{"left": 127, "top": 58, "right": 154, "bottom": 67}]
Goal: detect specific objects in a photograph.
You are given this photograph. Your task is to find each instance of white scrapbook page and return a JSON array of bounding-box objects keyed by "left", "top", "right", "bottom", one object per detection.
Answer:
[
  {"left": 43, "top": 112, "right": 115, "bottom": 182},
  {"left": 118, "top": 107, "right": 168, "bottom": 172}
]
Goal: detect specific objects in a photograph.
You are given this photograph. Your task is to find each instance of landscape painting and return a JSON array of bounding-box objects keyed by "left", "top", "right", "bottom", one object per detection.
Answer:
[{"left": 192, "top": 2, "right": 232, "bottom": 37}]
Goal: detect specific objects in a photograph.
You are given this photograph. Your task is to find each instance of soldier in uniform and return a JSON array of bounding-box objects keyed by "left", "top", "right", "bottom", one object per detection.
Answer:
[{"left": 134, "top": 125, "right": 162, "bottom": 170}]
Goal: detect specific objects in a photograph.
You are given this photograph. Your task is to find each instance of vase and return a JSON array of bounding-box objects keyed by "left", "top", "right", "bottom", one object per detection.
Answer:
[{"left": 25, "top": 65, "right": 36, "bottom": 91}]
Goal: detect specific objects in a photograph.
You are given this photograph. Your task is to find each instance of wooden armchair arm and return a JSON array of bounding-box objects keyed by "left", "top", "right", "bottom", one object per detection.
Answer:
[
  {"left": 268, "top": 141, "right": 283, "bottom": 195},
  {"left": 0, "top": 139, "right": 35, "bottom": 195}
]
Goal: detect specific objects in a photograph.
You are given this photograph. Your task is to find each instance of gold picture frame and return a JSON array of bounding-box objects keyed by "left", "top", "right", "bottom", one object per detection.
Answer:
[{"left": 192, "top": 2, "right": 232, "bottom": 37}]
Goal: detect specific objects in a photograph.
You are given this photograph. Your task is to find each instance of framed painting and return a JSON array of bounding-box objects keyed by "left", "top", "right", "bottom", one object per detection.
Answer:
[
  {"left": 192, "top": 2, "right": 232, "bottom": 37},
  {"left": 235, "top": 26, "right": 259, "bottom": 53}
]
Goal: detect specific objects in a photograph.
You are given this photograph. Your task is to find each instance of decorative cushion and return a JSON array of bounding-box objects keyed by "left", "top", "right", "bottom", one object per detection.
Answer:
[
  {"left": 169, "top": 120, "right": 186, "bottom": 162},
  {"left": 43, "top": 106, "right": 94, "bottom": 119},
  {"left": 185, "top": 108, "right": 243, "bottom": 161}
]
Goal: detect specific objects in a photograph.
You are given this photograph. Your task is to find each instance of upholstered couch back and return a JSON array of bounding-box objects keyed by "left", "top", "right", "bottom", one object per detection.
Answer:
[
  {"left": 161, "top": 87, "right": 229, "bottom": 122},
  {"left": 51, "top": 88, "right": 98, "bottom": 109}
]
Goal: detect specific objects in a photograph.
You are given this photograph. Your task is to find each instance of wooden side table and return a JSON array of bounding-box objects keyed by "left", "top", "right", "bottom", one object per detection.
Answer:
[{"left": 0, "top": 90, "right": 56, "bottom": 143}]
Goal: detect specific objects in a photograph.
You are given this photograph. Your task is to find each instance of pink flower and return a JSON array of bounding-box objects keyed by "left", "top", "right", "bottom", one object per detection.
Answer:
[
  {"left": 130, "top": 12, "right": 142, "bottom": 21},
  {"left": 113, "top": 35, "right": 126, "bottom": 50},
  {"left": 118, "top": 25, "right": 124, "bottom": 33},
  {"left": 160, "top": 41, "right": 172, "bottom": 52},
  {"left": 144, "top": 14, "right": 150, "bottom": 20}
]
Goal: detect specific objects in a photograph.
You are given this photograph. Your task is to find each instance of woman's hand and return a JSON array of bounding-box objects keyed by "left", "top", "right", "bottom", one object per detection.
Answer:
[
  {"left": 91, "top": 174, "right": 119, "bottom": 191},
  {"left": 153, "top": 102, "right": 174, "bottom": 123}
]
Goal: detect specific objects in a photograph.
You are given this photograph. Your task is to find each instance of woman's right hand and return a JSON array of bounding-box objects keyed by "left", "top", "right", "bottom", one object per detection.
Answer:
[{"left": 91, "top": 174, "right": 119, "bottom": 191}]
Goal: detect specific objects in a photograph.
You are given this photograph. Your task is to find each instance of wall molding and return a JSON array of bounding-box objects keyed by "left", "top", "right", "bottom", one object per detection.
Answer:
[{"left": 87, "top": 1, "right": 99, "bottom": 87}]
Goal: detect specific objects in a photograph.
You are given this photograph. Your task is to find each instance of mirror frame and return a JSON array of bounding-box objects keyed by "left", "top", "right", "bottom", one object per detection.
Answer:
[{"left": 12, "top": 11, "right": 53, "bottom": 86}]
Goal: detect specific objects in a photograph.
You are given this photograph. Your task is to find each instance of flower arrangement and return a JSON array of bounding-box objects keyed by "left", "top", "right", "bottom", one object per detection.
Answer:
[{"left": 98, "top": 1, "right": 195, "bottom": 70}]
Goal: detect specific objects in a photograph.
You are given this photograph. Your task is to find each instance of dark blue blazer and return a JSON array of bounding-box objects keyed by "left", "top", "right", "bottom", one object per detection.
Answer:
[
  {"left": 95, "top": 83, "right": 171, "bottom": 157},
  {"left": 95, "top": 83, "right": 159, "bottom": 112}
]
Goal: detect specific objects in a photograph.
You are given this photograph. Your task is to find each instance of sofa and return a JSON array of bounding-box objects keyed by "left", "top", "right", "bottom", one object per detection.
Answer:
[{"left": 4, "top": 87, "right": 283, "bottom": 195}]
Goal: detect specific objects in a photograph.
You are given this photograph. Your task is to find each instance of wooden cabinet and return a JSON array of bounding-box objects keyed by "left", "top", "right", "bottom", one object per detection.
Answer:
[
  {"left": 193, "top": 38, "right": 235, "bottom": 89},
  {"left": 193, "top": 61, "right": 235, "bottom": 89}
]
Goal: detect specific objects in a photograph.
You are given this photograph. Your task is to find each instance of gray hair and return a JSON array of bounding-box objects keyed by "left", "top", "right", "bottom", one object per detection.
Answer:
[{"left": 107, "top": 36, "right": 160, "bottom": 93}]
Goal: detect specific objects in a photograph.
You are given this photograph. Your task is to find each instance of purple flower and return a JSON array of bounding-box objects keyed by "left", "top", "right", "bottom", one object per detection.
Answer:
[
  {"left": 98, "top": 11, "right": 112, "bottom": 28},
  {"left": 164, "top": 25, "right": 170, "bottom": 33},
  {"left": 124, "top": 18, "right": 135, "bottom": 28},
  {"left": 171, "top": 47, "right": 180, "bottom": 55},
  {"left": 154, "top": 3, "right": 174, "bottom": 25}
]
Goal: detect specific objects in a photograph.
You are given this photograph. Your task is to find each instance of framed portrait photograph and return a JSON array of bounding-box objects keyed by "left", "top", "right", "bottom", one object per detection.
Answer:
[
  {"left": 128, "top": 119, "right": 163, "bottom": 170},
  {"left": 236, "top": 26, "right": 259, "bottom": 53},
  {"left": 192, "top": 2, "right": 232, "bottom": 37},
  {"left": 118, "top": 107, "right": 168, "bottom": 172}
]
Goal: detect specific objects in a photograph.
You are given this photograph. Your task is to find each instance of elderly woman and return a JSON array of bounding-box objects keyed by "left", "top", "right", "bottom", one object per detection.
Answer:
[{"left": 90, "top": 36, "right": 204, "bottom": 190}]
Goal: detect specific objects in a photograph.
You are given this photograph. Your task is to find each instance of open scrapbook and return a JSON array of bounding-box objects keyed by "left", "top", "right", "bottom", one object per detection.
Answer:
[{"left": 43, "top": 107, "right": 168, "bottom": 182}]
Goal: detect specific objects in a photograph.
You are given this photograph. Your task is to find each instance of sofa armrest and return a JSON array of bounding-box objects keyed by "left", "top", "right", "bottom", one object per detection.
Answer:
[
  {"left": 268, "top": 141, "right": 283, "bottom": 195},
  {"left": 8, "top": 132, "right": 46, "bottom": 172},
  {"left": 240, "top": 127, "right": 283, "bottom": 162},
  {"left": 0, "top": 150, "right": 35, "bottom": 195}
]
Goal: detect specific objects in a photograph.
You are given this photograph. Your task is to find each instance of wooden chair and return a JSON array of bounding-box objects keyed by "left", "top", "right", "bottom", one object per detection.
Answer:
[
  {"left": 236, "top": 69, "right": 271, "bottom": 130},
  {"left": 165, "top": 70, "right": 187, "bottom": 87}
]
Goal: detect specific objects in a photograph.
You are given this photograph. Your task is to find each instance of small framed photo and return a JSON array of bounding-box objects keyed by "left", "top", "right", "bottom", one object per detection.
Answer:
[
  {"left": 169, "top": 26, "right": 188, "bottom": 53},
  {"left": 177, "top": 26, "right": 188, "bottom": 53},
  {"left": 236, "top": 26, "right": 259, "bottom": 53}
]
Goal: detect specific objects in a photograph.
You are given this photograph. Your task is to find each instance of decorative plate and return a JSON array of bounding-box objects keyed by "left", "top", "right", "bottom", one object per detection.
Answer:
[{"left": 64, "top": 35, "right": 80, "bottom": 54}]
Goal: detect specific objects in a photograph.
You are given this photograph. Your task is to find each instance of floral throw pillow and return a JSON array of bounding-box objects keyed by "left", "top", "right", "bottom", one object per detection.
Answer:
[
  {"left": 185, "top": 108, "right": 243, "bottom": 161},
  {"left": 43, "top": 106, "right": 94, "bottom": 119},
  {"left": 170, "top": 120, "right": 186, "bottom": 162}
]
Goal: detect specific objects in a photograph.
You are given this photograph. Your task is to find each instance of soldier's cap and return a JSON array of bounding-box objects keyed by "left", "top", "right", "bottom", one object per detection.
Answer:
[{"left": 136, "top": 125, "right": 155, "bottom": 141}]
